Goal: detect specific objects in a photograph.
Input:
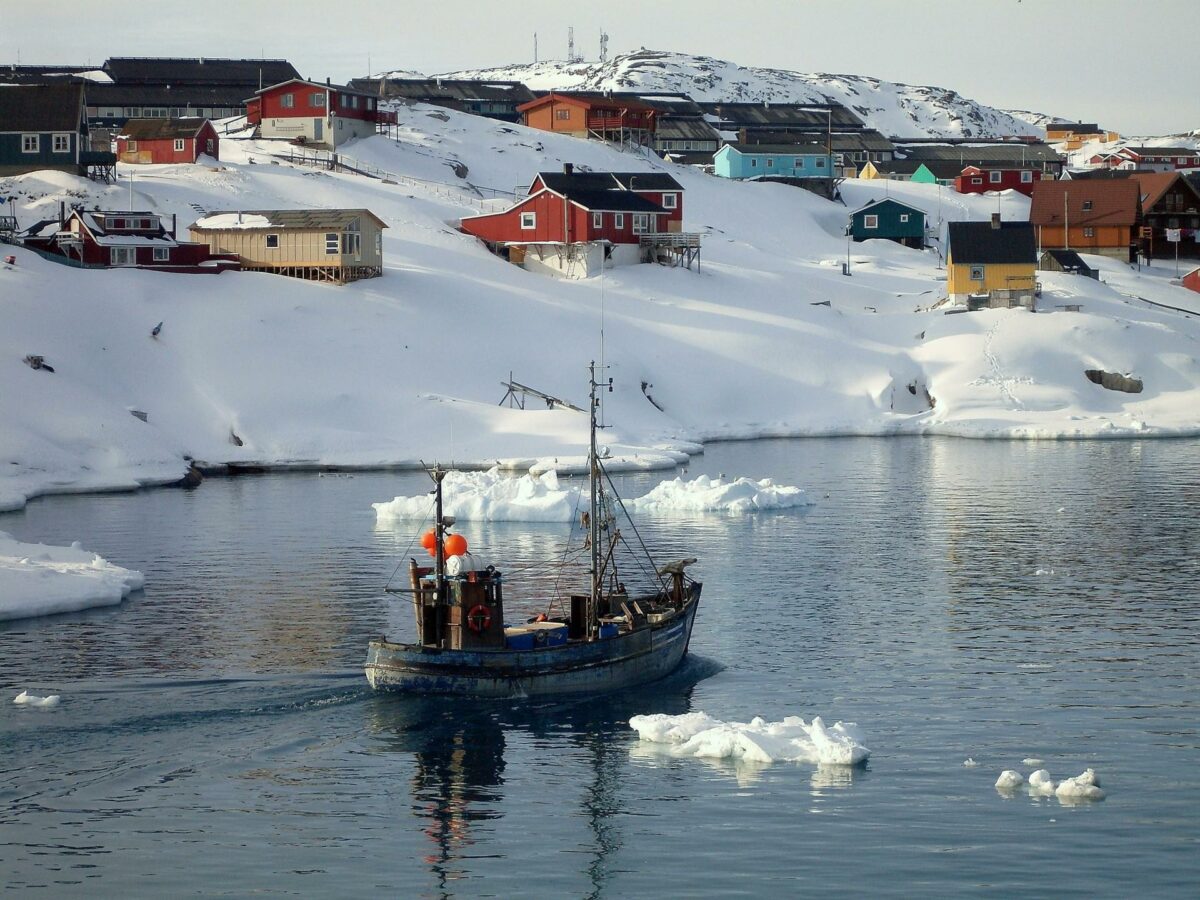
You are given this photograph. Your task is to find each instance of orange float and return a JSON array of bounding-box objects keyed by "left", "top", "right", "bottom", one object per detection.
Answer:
[{"left": 445, "top": 534, "right": 468, "bottom": 557}]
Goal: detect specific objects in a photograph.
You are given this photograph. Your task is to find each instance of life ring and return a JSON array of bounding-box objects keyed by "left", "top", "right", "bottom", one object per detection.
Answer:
[
  {"left": 533, "top": 628, "right": 548, "bottom": 647},
  {"left": 466, "top": 604, "right": 492, "bottom": 634}
]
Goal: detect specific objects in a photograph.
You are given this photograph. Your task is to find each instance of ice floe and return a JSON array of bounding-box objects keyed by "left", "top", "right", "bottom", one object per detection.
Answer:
[
  {"left": 995, "top": 770, "right": 1025, "bottom": 791},
  {"left": 993, "top": 765, "right": 1106, "bottom": 803},
  {"left": 0, "top": 531, "right": 145, "bottom": 621},
  {"left": 629, "top": 712, "right": 870, "bottom": 766},
  {"left": 373, "top": 469, "right": 811, "bottom": 523},
  {"left": 1028, "top": 769, "right": 1056, "bottom": 796},
  {"left": 962, "top": 758, "right": 980, "bottom": 767},
  {"left": 1056, "top": 769, "right": 1106, "bottom": 802},
  {"left": 13, "top": 691, "right": 60, "bottom": 708}
]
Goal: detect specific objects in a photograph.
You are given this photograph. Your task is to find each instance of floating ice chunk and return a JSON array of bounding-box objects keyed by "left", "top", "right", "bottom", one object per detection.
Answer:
[
  {"left": 995, "top": 770, "right": 1025, "bottom": 791},
  {"left": 1023, "top": 757, "right": 1044, "bottom": 766},
  {"left": 629, "top": 712, "right": 869, "bottom": 766},
  {"left": 13, "top": 690, "right": 60, "bottom": 708},
  {"left": 1028, "top": 769, "right": 1056, "bottom": 796},
  {"left": 963, "top": 758, "right": 980, "bottom": 767},
  {"left": 0, "top": 531, "right": 145, "bottom": 621},
  {"left": 373, "top": 467, "right": 580, "bottom": 523},
  {"left": 624, "top": 474, "right": 812, "bottom": 514},
  {"left": 1055, "top": 769, "right": 1105, "bottom": 802}
]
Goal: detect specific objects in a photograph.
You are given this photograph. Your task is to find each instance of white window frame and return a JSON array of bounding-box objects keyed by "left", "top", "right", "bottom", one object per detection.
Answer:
[
  {"left": 110, "top": 247, "right": 135, "bottom": 266},
  {"left": 126, "top": 140, "right": 138, "bottom": 152},
  {"left": 632, "top": 213, "right": 650, "bottom": 235},
  {"left": 554, "top": 108, "right": 570, "bottom": 121},
  {"left": 520, "top": 212, "right": 536, "bottom": 230},
  {"left": 613, "top": 213, "right": 624, "bottom": 229},
  {"left": 969, "top": 264, "right": 985, "bottom": 281},
  {"left": 1020, "top": 170, "right": 1033, "bottom": 183},
  {"left": 265, "top": 234, "right": 279, "bottom": 249},
  {"left": 815, "top": 157, "right": 826, "bottom": 169},
  {"left": 989, "top": 171, "right": 1003, "bottom": 184},
  {"left": 174, "top": 139, "right": 185, "bottom": 152},
  {"left": 971, "top": 177, "right": 983, "bottom": 185},
  {"left": 325, "top": 232, "right": 339, "bottom": 254},
  {"left": 21, "top": 134, "right": 39, "bottom": 153},
  {"left": 661, "top": 193, "right": 677, "bottom": 210},
  {"left": 52, "top": 133, "right": 70, "bottom": 153},
  {"left": 310, "top": 92, "right": 325, "bottom": 108},
  {"left": 750, "top": 158, "right": 758, "bottom": 168},
  {"left": 280, "top": 93, "right": 294, "bottom": 109},
  {"left": 592, "top": 212, "right": 602, "bottom": 228},
  {"left": 1083, "top": 227, "right": 1095, "bottom": 238},
  {"left": 864, "top": 214, "right": 879, "bottom": 229},
  {"left": 153, "top": 247, "right": 170, "bottom": 261},
  {"left": 899, "top": 214, "right": 910, "bottom": 223}
]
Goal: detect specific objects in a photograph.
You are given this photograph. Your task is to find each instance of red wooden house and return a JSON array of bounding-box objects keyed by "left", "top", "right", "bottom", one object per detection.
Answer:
[
  {"left": 117, "top": 118, "right": 219, "bottom": 164},
  {"left": 1182, "top": 266, "right": 1200, "bottom": 294},
  {"left": 246, "top": 78, "right": 382, "bottom": 150},
  {"left": 955, "top": 164, "right": 1043, "bottom": 197},
  {"left": 517, "top": 92, "right": 657, "bottom": 147},
  {"left": 1114, "top": 147, "right": 1200, "bottom": 172},
  {"left": 21, "top": 207, "right": 239, "bottom": 273},
  {"left": 460, "top": 165, "right": 685, "bottom": 277}
]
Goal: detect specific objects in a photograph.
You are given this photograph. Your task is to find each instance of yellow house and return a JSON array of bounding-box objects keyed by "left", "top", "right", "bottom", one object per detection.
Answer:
[
  {"left": 946, "top": 219, "right": 1038, "bottom": 308},
  {"left": 1045, "top": 123, "right": 1120, "bottom": 150}
]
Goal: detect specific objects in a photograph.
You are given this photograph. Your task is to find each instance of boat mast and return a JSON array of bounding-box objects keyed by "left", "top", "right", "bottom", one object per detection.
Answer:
[
  {"left": 588, "top": 361, "right": 602, "bottom": 640},
  {"left": 433, "top": 465, "right": 447, "bottom": 643}
]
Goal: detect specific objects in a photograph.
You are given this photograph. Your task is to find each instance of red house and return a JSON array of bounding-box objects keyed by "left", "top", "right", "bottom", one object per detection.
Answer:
[
  {"left": 518, "top": 92, "right": 658, "bottom": 147},
  {"left": 1182, "top": 266, "right": 1200, "bottom": 294},
  {"left": 460, "top": 165, "right": 685, "bottom": 277},
  {"left": 117, "top": 118, "right": 219, "bottom": 164},
  {"left": 955, "top": 164, "right": 1043, "bottom": 197},
  {"left": 21, "top": 207, "right": 239, "bottom": 273},
  {"left": 1114, "top": 146, "right": 1200, "bottom": 172},
  {"left": 246, "top": 78, "right": 382, "bottom": 150}
]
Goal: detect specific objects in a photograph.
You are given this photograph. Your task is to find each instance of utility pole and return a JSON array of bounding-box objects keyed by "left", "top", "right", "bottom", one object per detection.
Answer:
[{"left": 534, "top": 32, "right": 538, "bottom": 64}]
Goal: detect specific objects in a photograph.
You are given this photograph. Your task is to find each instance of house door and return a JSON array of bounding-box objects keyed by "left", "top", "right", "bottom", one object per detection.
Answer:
[{"left": 313, "top": 119, "right": 323, "bottom": 141}]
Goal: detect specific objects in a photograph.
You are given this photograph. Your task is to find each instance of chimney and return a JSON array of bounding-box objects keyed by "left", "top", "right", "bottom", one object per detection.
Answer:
[
  {"left": 172, "top": 213, "right": 177, "bottom": 238},
  {"left": 991, "top": 212, "right": 1001, "bottom": 229},
  {"left": 60, "top": 201, "right": 66, "bottom": 225},
  {"left": 326, "top": 76, "right": 331, "bottom": 86},
  {"left": 563, "top": 162, "right": 574, "bottom": 175}
]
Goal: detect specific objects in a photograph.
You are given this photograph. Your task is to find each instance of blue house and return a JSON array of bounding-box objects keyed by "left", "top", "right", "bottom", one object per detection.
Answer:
[
  {"left": 0, "top": 83, "right": 114, "bottom": 179},
  {"left": 713, "top": 141, "right": 833, "bottom": 180},
  {"left": 848, "top": 198, "right": 927, "bottom": 248}
]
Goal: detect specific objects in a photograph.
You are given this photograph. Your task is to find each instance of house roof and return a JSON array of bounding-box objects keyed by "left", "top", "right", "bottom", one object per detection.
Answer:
[
  {"left": 348, "top": 78, "right": 536, "bottom": 106},
  {"left": 1121, "top": 146, "right": 1200, "bottom": 158},
  {"left": 0, "top": 83, "right": 84, "bottom": 131},
  {"left": 253, "top": 78, "right": 375, "bottom": 99},
  {"left": 0, "top": 65, "right": 107, "bottom": 85},
  {"left": 1046, "top": 122, "right": 1100, "bottom": 133},
  {"left": 871, "top": 159, "right": 963, "bottom": 179},
  {"left": 1062, "top": 168, "right": 1133, "bottom": 181},
  {"left": 1129, "top": 172, "right": 1200, "bottom": 211},
  {"left": 722, "top": 141, "right": 830, "bottom": 155},
  {"left": 189, "top": 209, "right": 387, "bottom": 230},
  {"left": 555, "top": 189, "right": 665, "bottom": 213},
  {"left": 517, "top": 91, "right": 658, "bottom": 114},
  {"left": 1029, "top": 179, "right": 1140, "bottom": 227},
  {"left": 852, "top": 198, "right": 926, "bottom": 217},
  {"left": 1041, "top": 249, "right": 1094, "bottom": 272},
  {"left": 894, "top": 142, "right": 1061, "bottom": 165},
  {"left": 86, "top": 83, "right": 254, "bottom": 108},
  {"left": 655, "top": 116, "right": 722, "bottom": 142},
  {"left": 697, "top": 102, "right": 866, "bottom": 130},
  {"left": 535, "top": 172, "right": 683, "bottom": 193},
  {"left": 102, "top": 57, "right": 300, "bottom": 86},
  {"left": 119, "top": 118, "right": 213, "bottom": 140},
  {"left": 947, "top": 221, "right": 1036, "bottom": 264}
]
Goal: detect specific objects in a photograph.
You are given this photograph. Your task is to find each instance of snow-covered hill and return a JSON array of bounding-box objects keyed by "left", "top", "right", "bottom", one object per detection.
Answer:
[
  {"left": 439, "top": 49, "right": 1049, "bottom": 139},
  {"left": 3, "top": 102, "right": 1200, "bottom": 513}
]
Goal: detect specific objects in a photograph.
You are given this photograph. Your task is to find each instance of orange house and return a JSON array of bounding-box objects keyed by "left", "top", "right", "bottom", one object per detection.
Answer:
[
  {"left": 1029, "top": 179, "right": 1140, "bottom": 261},
  {"left": 518, "top": 92, "right": 657, "bottom": 146}
]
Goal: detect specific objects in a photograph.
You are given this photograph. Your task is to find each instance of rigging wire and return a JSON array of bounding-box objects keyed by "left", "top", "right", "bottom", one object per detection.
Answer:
[{"left": 382, "top": 496, "right": 435, "bottom": 591}]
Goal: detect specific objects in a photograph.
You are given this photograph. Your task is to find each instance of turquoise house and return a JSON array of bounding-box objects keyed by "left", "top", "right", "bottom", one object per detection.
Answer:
[
  {"left": 848, "top": 198, "right": 926, "bottom": 248},
  {"left": 713, "top": 142, "right": 833, "bottom": 180}
]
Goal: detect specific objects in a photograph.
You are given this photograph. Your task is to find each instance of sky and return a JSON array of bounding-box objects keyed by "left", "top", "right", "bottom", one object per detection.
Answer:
[{"left": 1, "top": 0, "right": 1196, "bottom": 135}]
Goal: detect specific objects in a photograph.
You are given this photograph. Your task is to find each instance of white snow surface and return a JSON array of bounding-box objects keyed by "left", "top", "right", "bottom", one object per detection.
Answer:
[
  {"left": 13, "top": 691, "right": 60, "bottom": 708},
  {"left": 4, "top": 99, "right": 1200, "bottom": 512},
  {"left": 446, "top": 49, "right": 1046, "bottom": 140},
  {"left": 629, "top": 712, "right": 870, "bottom": 766},
  {"left": 192, "top": 213, "right": 272, "bottom": 229},
  {"left": 0, "top": 531, "right": 145, "bottom": 621},
  {"left": 624, "top": 474, "right": 811, "bottom": 513}
]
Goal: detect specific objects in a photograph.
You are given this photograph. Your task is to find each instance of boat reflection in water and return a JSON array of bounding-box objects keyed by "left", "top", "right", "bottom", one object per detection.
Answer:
[{"left": 364, "top": 657, "right": 718, "bottom": 896}]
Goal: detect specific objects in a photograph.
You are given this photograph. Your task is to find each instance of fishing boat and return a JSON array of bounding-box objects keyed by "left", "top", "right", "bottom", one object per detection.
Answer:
[{"left": 365, "top": 363, "right": 702, "bottom": 697}]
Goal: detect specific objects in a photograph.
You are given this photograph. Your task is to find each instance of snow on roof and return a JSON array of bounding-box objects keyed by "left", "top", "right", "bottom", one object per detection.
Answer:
[{"left": 192, "top": 213, "right": 272, "bottom": 229}]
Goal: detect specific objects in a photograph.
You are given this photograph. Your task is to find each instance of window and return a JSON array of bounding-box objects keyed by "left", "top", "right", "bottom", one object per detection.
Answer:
[
  {"left": 555, "top": 108, "right": 570, "bottom": 121},
  {"left": 367, "top": 98, "right": 374, "bottom": 111},
  {"left": 661, "top": 193, "right": 677, "bottom": 210},
  {"left": 1180, "top": 157, "right": 1188, "bottom": 165},
  {"left": 52, "top": 133, "right": 70, "bottom": 153},
  {"left": 21, "top": 134, "right": 39, "bottom": 153},
  {"left": 864, "top": 215, "right": 879, "bottom": 229},
  {"left": 205, "top": 138, "right": 214, "bottom": 154},
  {"left": 174, "top": 139, "right": 185, "bottom": 152},
  {"left": 153, "top": 247, "right": 170, "bottom": 261},
  {"left": 1021, "top": 171, "right": 1033, "bottom": 183},
  {"left": 1082, "top": 200, "right": 1093, "bottom": 211},
  {"left": 969, "top": 264, "right": 985, "bottom": 281},
  {"left": 127, "top": 140, "right": 138, "bottom": 152},
  {"left": 110, "top": 247, "right": 135, "bottom": 266},
  {"left": 342, "top": 231, "right": 361, "bottom": 256},
  {"left": 340, "top": 95, "right": 349, "bottom": 108},
  {"left": 266, "top": 234, "right": 279, "bottom": 249},
  {"left": 520, "top": 212, "right": 536, "bottom": 230},
  {"left": 139, "top": 219, "right": 152, "bottom": 229},
  {"left": 632, "top": 214, "right": 650, "bottom": 235},
  {"left": 310, "top": 92, "right": 325, "bottom": 108},
  {"left": 111, "top": 218, "right": 125, "bottom": 229},
  {"left": 989, "top": 171, "right": 1002, "bottom": 183},
  {"left": 325, "top": 232, "right": 339, "bottom": 254},
  {"left": 1083, "top": 227, "right": 1095, "bottom": 238},
  {"left": 350, "top": 96, "right": 359, "bottom": 109},
  {"left": 592, "top": 212, "right": 602, "bottom": 228},
  {"left": 750, "top": 158, "right": 758, "bottom": 168},
  {"left": 900, "top": 214, "right": 910, "bottom": 223},
  {"left": 815, "top": 158, "right": 826, "bottom": 169},
  {"left": 971, "top": 177, "right": 983, "bottom": 185},
  {"left": 766, "top": 158, "right": 774, "bottom": 168},
  {"left": 281, "top": 93, "right": 294, "bottom": 108},
  {"left": 613, "top": 213, "right": 624, "bottom": 229}
]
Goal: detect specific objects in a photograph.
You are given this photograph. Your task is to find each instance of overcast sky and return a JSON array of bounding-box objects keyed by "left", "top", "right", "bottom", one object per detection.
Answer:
[{"left": 2, "top": 0, "right": 1196, "bottom": 135}]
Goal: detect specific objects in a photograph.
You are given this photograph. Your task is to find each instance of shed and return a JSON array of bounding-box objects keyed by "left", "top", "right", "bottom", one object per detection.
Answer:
[
  {"left": 1039, "top": 250, "right": 1099, "bottom": 279},
  {"left": 117, "top": 118, "right": 219, "bottom": 164},
  {"left": 188, "top": 209, "right": 387, "bottom": 283},
  {"left": 848, "top": 198, "right": 926, "bottom": 248}
]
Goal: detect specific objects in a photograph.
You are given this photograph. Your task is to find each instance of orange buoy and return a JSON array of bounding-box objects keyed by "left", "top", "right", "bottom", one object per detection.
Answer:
[
  {"left": 445, "top": 534, "right": 468, "bottom": 557},
  {"left": 420, "top": 529, "right": 436, "bottom": 552}
]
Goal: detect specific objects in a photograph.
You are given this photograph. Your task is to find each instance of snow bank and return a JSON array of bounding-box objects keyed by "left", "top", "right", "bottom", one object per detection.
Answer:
[
  {"left": 374, "top": 470, "right": 810, "bottom": 523},
  {"left": 624, "top": 474, "right": 811, "bottom": 514},
  {"left": 629, "top": 712, "right": 870, "bottom": 766},
  {"left": 373, "top": 467, "right": 581, "bottom": 523},
  {"left": 13, "top": 691, "right": 60, "bottom": 708},
  {"left": 0, "top": 531, "right": 145, "bottom": 621}
]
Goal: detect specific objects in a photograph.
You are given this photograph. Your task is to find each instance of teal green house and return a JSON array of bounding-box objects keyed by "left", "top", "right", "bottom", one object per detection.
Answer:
[
  {"left": 848, "top": 198, "right": 927, "bottom": 248},
  {"left": 713, "top": 142, "right": 833, "bottom": 180}
]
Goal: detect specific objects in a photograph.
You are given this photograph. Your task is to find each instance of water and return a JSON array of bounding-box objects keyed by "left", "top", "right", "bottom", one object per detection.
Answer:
[{"left": 2, "top": 438, "right": 1199, "bottom": 897}]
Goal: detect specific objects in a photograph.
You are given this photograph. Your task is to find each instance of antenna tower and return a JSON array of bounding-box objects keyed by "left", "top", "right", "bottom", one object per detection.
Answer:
[
  {"left": 600, "top": 29, "right": 609, "bottom": 63},
  {"left": 568, "top": 27, "right": 576, "bottom": 63},
  {"left": 534, "top": 32, "right": 538, "bottom": 64}
]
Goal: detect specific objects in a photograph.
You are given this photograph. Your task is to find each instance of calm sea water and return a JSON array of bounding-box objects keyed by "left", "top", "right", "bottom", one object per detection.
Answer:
[{"left": 2, "top": 437, "right": 1199, "bottom": 898}]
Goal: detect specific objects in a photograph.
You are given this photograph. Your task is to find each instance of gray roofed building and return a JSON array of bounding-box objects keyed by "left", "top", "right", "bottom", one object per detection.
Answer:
[
  {"left": 698, "top": 102, "right": 866, "bottom": 131},
  {"left": 102, "top": 57, "right": 300, "bottom": 87},
  {"left": 349, "top": 77, "right": 536, "bottom": 122}
]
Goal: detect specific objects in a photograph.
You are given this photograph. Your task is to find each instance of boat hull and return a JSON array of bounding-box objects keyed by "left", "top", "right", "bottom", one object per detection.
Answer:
[{"left": 366, "top": 597, "right": 699, "bottom": 697}]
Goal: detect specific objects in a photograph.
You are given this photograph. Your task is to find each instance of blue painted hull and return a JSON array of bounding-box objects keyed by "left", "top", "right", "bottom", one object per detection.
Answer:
[{"left": 366, "top": 597, "right": 699, "bottom": 697}]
